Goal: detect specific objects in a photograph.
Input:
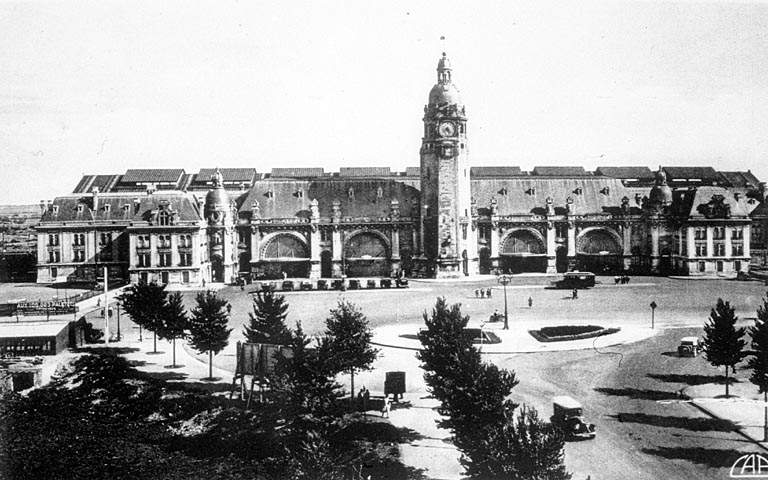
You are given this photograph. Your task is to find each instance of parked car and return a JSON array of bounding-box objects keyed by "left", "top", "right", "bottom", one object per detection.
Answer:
[
  {"left": 677, "top": 336, "right": 701, "bottom": 357},
  {"left": 551, "top": 271, "right": 596, "bottom": 289},
  {"left": 550, "top": 395, "right": 596, "bottom": 440}
]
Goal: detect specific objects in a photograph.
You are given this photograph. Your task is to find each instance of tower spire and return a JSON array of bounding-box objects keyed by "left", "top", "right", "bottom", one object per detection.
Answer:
[{"left": 437, "top": 52, "right": 452, "bottom": 84}]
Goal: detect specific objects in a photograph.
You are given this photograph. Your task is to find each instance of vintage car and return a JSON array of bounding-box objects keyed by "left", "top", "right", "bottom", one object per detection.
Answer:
[
  {"left": 550, "top": 395, "right": 596, "bottom": 440},
  {"left": 550, "top": 272, "right": 596, "bottom": 289},
  {"left": 678, "top": 336, "right": 702, "bottom": 357}
]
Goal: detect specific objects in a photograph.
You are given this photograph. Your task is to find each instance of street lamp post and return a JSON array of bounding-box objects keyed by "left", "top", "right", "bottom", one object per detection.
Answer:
[
  {"left": 497, "top": 274, "right": 512, "bottom": 330},
  {"left": 650, "top": 301, "right": 657, "bottom": 329}
]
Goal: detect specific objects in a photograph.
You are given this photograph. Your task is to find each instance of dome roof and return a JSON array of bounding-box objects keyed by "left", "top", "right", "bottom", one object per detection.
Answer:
[
  {"left": 429, "top": 82, "right": 462, "bottom": 105},
  {"left": 648, "top": 168, "right": 673, "bottom": 206},
  {"left": 205, "top": 187, "right": 230, "bottom": 209},
  {"left": 429, "top": 52, "right": 462, "bottom": 105}
]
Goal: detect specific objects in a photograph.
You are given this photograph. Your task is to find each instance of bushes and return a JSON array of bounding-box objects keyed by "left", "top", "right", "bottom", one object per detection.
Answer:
[{"left": 531, "top": 325, "right": 620, "bottom": 342}]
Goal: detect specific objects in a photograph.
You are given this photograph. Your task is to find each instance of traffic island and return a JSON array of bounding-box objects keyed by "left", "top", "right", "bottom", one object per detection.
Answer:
[{"left": 529, "top": 325, "right": 621, "bottom": 343}]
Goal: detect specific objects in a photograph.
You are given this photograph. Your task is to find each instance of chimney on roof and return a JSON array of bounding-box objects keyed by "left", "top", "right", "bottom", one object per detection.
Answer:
[
  {"left": 734, "top": 192, "right": 741, "bottom": 201},
  {"left": 91, "top": 186, "right": 99, "bottom": 212},
  {"left": 39, "top": 200, "right": 46, "bottom": 214},
  {"left": 760, "top": 182, "right": 768, "bottom": 201}
]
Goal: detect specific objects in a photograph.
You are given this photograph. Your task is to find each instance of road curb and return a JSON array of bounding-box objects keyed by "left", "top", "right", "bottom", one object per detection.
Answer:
[{"left": 681, "top": 387, "right": 768, "bottom": 453}]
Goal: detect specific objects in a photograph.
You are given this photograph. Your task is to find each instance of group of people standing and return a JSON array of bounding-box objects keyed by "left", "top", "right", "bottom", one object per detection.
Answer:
[{"left": 474, "top": 287, "right": 493, "bottom": 299}]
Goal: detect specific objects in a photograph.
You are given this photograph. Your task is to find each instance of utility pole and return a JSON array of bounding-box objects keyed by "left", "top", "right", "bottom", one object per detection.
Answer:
[
  {"left": 497, "top": 274, "right": 512, "bottom": 330},
  {"left": 103, "top": 266, "right": 109, "bottom": 343}
]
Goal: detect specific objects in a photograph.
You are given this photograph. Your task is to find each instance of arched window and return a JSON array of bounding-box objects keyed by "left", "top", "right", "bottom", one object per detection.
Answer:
[
  {"left": 263, "top": 235, "right": 309, "bottom": 259},
  {"left": 345, "top": 232, "right": 388, "bottom": 259}
]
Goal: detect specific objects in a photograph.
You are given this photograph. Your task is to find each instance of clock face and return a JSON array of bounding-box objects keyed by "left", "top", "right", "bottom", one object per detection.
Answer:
[{"left": 438, "top": 122, "right": 455, "bottom": 137}]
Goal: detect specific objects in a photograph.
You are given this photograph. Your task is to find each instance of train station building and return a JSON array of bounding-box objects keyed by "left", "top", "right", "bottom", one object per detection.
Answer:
[{"left": 35, "top": 53, "right": 765, "bottom": 285}]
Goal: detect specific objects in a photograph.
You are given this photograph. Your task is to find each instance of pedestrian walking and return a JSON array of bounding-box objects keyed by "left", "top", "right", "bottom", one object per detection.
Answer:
[
  {"left": 363, "top": 386, "right": 370, "bottom": 411},
  {"left": 480, "top": 288, "right": 485, "bottom": 298},
  {"left": 528, "top": 296, "right": 533, "bottom": 308},
  {"left": 572, "top": 288, "right": 578, "bottom": 300},
  {"left": 381, "top": 396, "right": 391, "bottom": 418},
  {"left": 486, "top": 287, "right": 492, "bottom": 298}
]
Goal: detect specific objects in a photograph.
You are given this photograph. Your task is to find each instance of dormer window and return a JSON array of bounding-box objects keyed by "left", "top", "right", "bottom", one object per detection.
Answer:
[
  {"left": 296, "top": 189, "right": 304, "bottom": 199},
  {"left": 103, "top": 204, "right": 111, "bottom": 213},
  {"left": 377, "top": 186, "right": 383, "bottom": 199},
  {"left": 265, "top": 190, "right": 274, "bottom": 199},
  {"left": 574, "top": 187, "right": 583, "bottom": 195},
  {"left": 52, "top": 205, "right": 59, "bottom": 214},
  {"left": 77, "top": 204, "right": 84, "bottom": 214},
  {"left": 348, "top": 187, "right": 355, "bottom": 200},
  {"left": 158, "top": 210, "right": 171, "bottom": 226},
  {"left": 600, "top": 186, "right": 610, "bottom": 195}
]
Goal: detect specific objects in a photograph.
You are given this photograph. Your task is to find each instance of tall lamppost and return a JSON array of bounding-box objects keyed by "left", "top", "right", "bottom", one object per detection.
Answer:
[
  {"left": 497, "top": 274, "right": 512, "bottom": 330},
  {"left": 650, "top": 301, "right": 657, "bottom": 329}
]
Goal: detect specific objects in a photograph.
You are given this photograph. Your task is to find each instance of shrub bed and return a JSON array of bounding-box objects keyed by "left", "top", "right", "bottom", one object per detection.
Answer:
[{"left": 529, "top": 325, "right": 620, "bottom": 343}]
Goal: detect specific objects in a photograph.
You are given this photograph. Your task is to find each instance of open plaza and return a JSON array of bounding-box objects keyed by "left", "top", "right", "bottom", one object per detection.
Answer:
[{"left": 21, "top": 273, "right": 759, "bottom": 480}]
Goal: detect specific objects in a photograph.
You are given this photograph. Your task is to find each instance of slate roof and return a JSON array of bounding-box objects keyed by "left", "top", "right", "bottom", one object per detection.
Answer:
[
  {"left": 72, "top": 174, "right": 122, "bottom": 194},
  {"left": 121, "top": 169, "right": 185, "bottom": 183},
  {"left": 239, "top": 179, "right": 421, "bottom": 220},
  {"left": 270, "top": 168, "right": 325, "bottom": 178},
  {"left": 595, "top": 166, "right": 654, "bottom": 180},
  {"left": 470, "top": 177, "right": 636, "bottom": 216},
  {"left": 39, "top": 192, "right": 203, "bottom": 224},
  {"left": 339, "top": 167, "right": 392, "bottom": 177},
  {"left": 662, "top": 167, "right": 718, "bottom": 183},
  {"left": 531, "top": 166, "right": 588, "bottom": 176},
  {"left": 718, "top": 171, "right": 761, "bottom": 189},
  {"left": 750, "top": 200, "right": 768, "bottom": 218},
  {"left": 671, "top": 186, "right": 750, "bottom": 219},
  {"left": 470, "top": 166, "right": 523, "bottom": 177},
  {"left": 196, "top": 168, "right": 258, "bottom": 183}
]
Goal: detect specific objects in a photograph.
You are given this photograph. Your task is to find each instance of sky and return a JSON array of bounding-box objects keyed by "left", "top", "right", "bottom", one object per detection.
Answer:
[{"left": 2, "top": 0, "right": 768, "bottom": 204}]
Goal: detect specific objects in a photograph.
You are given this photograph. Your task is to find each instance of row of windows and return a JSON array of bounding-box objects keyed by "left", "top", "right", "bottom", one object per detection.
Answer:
[
  {"left": 136, "top": 252, "right": 194, "bottom": 268},
  {"left": 136, "top": 234, "right": 193, "bottom": 249},
  {"left": 697, "top": 260, "right": 743, "bottom": 272},
  {"left": 693, "top": 243, "right": 744, "bottom": 257},
  {"left": 49, "top": 232, "right": 117, "bottom": 247},
  {"left": 693, "top": 227, "right": 744, "bottom": 240}
]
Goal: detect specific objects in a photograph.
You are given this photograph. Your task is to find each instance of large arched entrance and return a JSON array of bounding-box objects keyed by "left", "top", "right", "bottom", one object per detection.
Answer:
[
  {"left": 575, "top": 228, "right": 623, "bottom": 274},
  {"left": 344, "top": 231, "right": 390, "bottom": 277},
  {"left": 257, "top": 234, "right": 311, "bottom": 279},
  {"left": 500, "top": 229, "right": 547, "bottom": 273}
]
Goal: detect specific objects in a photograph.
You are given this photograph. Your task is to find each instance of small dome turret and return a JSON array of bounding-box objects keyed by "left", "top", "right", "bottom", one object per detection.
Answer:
[
  {"left": 648, "top": 167, "right": 673, "bottom": 208},
  {"left": 204, "top": 168, "right": 231, "bottom": 223},
  {"left": 428, "top": 52, "right": 462, "bottom": 106}
]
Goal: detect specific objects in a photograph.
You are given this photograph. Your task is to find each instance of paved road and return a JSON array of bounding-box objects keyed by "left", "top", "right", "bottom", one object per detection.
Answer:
[{"left": 502, "top": 327, "right": 764, "bottom": 480}]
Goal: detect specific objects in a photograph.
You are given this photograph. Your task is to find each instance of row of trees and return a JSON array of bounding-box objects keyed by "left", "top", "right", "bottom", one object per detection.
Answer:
[
  {"left": 417, "top": 297, "right": 571, "bottom": 480},
  {"left": 118, "top": 283, "right": 232, "bottom": 379}
]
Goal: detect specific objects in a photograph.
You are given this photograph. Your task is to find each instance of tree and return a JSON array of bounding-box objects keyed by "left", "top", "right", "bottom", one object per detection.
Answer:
[
  {"left": 479, "top": 406, "right": 571, "bottom": 480},
  {"left": 243, "top": 290, "right": 292, "bottom": 345},
  {"left": 188, "top": 290, "right": 232, "bottom": 380},
  {"left": 748, "top": 292, "right": 768, "bottom": 441},
  {"left": 161, "top": 292, "right": 190, "bottom": 368},
  {"left": 702, "top": 298, "right": 747, "bottom": 396},
  {"left": 417, "top": 298, "right": 568, "bottom": 479},
  {"left": 271, "top": 322, "right": 344, "bottom": 433},
  {"left": 322, "top": 300, "right": 379, "bottom": 404},
  {"left": 117, "top": 281, "right": 168, "bottom": 353}
]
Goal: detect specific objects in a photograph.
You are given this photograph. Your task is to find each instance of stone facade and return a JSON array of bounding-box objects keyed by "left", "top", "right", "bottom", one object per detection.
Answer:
[{"left": 35, "top": 54, "right": 766, "bottom": 285}]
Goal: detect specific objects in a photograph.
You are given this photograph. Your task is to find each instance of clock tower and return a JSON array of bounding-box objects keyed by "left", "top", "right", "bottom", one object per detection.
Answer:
[{"left": 420, "top": 52, "right": 477, "bottom": 277}]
